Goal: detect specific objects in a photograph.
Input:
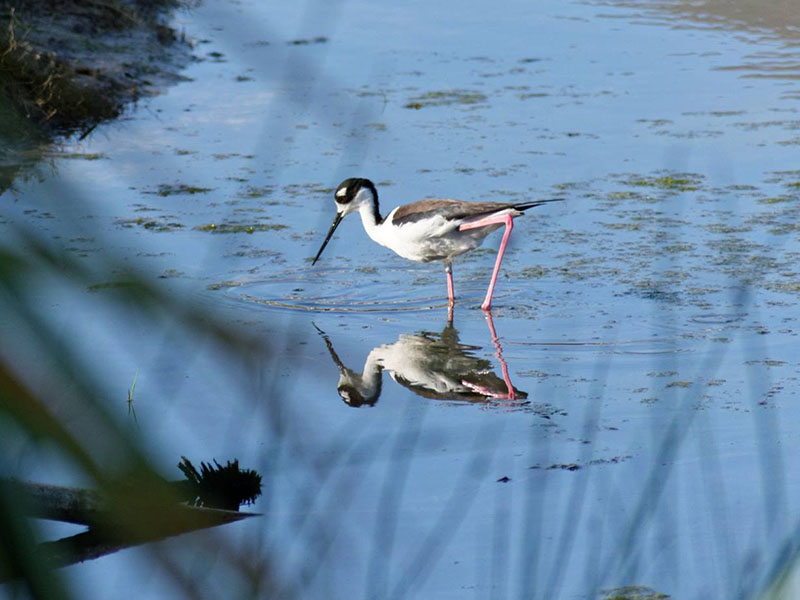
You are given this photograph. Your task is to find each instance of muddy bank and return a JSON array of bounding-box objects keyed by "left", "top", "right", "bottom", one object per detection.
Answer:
[
  {"left": 608, "top": 0, "right": 800, "bottom": 42},
  {"left": 0, "top": 0, "right": 193, "bottom": 137}
]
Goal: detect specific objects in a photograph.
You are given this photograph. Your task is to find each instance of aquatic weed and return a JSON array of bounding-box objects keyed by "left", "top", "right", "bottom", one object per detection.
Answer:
[
  {"left": 194, "top": 223, "right": 288, "bottom": 234},
  {"left": 404, "top": 89, "right": 488, "bottom": 109}
]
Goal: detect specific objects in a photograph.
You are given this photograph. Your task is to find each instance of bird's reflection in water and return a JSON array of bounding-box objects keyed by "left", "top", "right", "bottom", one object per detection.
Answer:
[{"left": 315, "top": 313, "right": 527, "bottom": 407}]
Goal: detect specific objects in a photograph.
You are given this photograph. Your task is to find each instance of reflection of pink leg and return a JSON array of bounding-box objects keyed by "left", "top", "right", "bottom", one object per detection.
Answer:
[
  {"left": 459, "top": 311, "right": 518, "bottom": 400},
  {"left": 485, "top": 310, "right": 516, "bottom": 399},
  {"left": 459, "top": 214, "right": 514, "bottom": 310},
  {"left": 445, "top": 263, "right": 455, "bottom": 325}
]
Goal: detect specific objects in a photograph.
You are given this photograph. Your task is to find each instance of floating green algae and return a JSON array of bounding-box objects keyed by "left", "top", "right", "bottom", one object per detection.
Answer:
[
  {"left": 663, "top": 243, "right": 695, "bottom": 253},
  {"left": 606, "top": 191, "right": 645, "bottom": 201},
  {"left": 709, "top": 110, "right": 746, "bottom": 117},
  {"left": 44, "top": 151, "right": 107, "bottom": 160},
  {"left": 745, "top": 359, "right": 787, "bottom": 367},
  {"left": 636, "top": 118, "right": 673, "bottom": 128},
  {"left": 404, "top": 89, "right": 488, "bottom": 109},
  {"left": 287, "top": 36, "right": 328, "bottom": 45},
  {"left": 207, "top": 280, "right": 244, "bottom": 291},
  {"left": 211, "top": 152, "right": 254, "bottom": 160},
  {"left": 601, "top": 585, "right": 670, "bottom": 600},
  {"left": 521, "top": 265, "right": 549, "bottom": 279},
  {"left": 237, "top": 185, "right": 275, "bottom": 199},
  {"left": 768, "top": 281, "right": 800, "bottom": 293},
  {"left": 618, "top": 171, "right": 704, "bottom": 192},
  {"left": 666, "top": 381, "right": 692, "bottom": 388},
  {"left": 194, "top": 223, "right": 288, "bottom": 234},
  {"left": 87, "top": 281, "right": 140, "bottom": 292},
  {"left": 116, "top": 217, "right": 184, "bottom": 232},
  {"left": 601, "top": 222, "right": 642, "bottom": 231},
  {"left": 706, "top": 223, "right": 752, "bottom": 234},
  {"left": 145, "top": 183, "right": 215, "bottom": 196},
  {"left": 282, "top": 182, "right": 333, "bottom": 198}
]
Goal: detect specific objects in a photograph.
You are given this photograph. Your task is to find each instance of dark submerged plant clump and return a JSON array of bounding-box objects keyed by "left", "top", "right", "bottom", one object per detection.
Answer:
[{"left": 176, "top": 457, "right": 263, "bottom": 511}]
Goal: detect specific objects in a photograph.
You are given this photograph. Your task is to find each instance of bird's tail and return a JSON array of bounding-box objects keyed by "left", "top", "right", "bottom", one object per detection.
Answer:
[{"left": 513, "top": 198, "right": 564, "bottom": 211}]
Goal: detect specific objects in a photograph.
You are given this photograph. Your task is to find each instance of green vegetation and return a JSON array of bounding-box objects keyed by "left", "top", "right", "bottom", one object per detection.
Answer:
[
  {"left": 287, "top": 36, "right": 328, "bottom": 45},
  {"left": 621, "top": 173, "right": 703, "bottom": 192},
  {"left": 127, "top": 371, "right": 139, "bottom": 426},
  {"left": 404, "top": 89, "right": 488, "bottom": 109},
  {"left": 0, "top": 225, "right": 270, "bottom": 594},
  {"left": 145, "top": 183, "right": 215, "bottom": 196},
  {"left": 0, "top": 0, "right": 190, "bottom": 134},
  {"left": 194, "top": 222, "right": 288, "bottom": 233},
  {"left": 116, "top": 217, "right": 184, "bottom": 231},
  {"left": 87, "top": 280, "right": 140, "bottom": 292},
  {"left": 758, "top": 196, "right": 792, "bottom": 204},
  {"left": 238, "top": 185, "right": 274, "bottom": 199},
  {"left": 666, "top": 381, "right": 693, "bottom": 388},
  {"left": 602, "top": 586, "right": 670, "bottom": 600}
]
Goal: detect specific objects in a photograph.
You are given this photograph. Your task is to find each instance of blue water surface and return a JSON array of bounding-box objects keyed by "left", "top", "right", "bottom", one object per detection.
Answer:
[{"left": 2, "top": 0, "right": 800, "bottom": 598}]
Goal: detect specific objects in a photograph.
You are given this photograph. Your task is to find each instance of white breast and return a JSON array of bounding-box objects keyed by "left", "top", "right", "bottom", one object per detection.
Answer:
[{"left": 362, "top": 207, "right": 495, "bottom": 263}]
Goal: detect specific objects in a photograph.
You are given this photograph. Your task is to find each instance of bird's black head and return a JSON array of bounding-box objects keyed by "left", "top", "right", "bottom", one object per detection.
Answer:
[
  {"left": 334, "top": 177, "right": 377, "bottom": 207},
  {"left": 337, "top": 383, "right": 379, "bottom": 408},
  {"left": 312, "top": 178, "right": 379, "bottom": 265}
]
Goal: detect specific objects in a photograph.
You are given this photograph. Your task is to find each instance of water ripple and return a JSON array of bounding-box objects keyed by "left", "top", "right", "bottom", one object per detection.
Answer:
[{"left": 219, "top": 267, "right": 452, "bottom": 314}]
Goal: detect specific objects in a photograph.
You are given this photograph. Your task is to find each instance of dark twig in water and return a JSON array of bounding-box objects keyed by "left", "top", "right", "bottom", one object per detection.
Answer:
[{"left": 0, "top": 479, "right": 259, "bottom": 581}]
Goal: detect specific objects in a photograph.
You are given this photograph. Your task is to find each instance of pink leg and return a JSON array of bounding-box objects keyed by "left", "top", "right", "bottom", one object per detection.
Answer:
[
  {"left": 460, "top": 213, "right": 514, "bottom": 310},
  {"left": 445, "top": 263, "right": 455, "bottom": 307}
]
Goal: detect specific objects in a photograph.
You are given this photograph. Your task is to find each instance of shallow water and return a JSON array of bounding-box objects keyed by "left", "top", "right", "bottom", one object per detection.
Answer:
[{"left": 2, "top": 0, "right": 800, "bottom": 598}]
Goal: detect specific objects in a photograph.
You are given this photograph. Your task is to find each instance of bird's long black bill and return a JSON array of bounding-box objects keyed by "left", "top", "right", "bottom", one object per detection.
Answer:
[
  {"left": 312, "top": 213, "right": 344, "bottom": 265},
  {"left": 514, "top": 198, "right": 565, "bottom": 211}
]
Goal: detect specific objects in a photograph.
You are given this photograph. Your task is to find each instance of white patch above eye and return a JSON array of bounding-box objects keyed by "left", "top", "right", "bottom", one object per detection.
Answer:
[{"left": 335, "top": 188, "right": 348, "bottom": 198}]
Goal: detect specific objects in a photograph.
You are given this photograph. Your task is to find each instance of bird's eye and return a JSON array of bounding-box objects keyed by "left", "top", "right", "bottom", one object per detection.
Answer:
[{"left": 335, "top": 188, "right": 350, "bottom": 202}]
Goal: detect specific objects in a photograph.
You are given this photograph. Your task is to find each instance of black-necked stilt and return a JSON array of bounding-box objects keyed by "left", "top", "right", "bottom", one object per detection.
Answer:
[{"left": 312, "top": 178, "right": 562, "bottom": 311}]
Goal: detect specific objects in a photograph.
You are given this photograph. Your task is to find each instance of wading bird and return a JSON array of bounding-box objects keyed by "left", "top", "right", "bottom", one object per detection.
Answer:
[{"left": 312, "top": 178, "right": 561, "bottom": 311}]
